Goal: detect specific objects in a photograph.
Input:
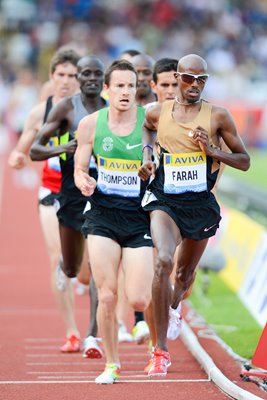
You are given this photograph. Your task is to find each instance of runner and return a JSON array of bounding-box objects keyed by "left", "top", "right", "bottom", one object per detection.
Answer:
[
  {"left": 74, "top": 60, "right": 154, "bottom": 384},
  {"left": 128, "top": 53, "right": 156, "bottom": 344},
  {"left": 143, "top": 57, "right": 180, "bottom": 372},
  {"left": 30, "top": 55, "right": 107, "bottom": 358},
  {"left": 138, "top": 53, "right": 250, "bottom": 377},
  {"left": 8, "top": 48, "right": 83, "bottom": 352}
]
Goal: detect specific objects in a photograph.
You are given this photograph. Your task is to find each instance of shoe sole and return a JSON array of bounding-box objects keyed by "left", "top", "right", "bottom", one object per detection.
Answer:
[
  {"left": 61, "top": 347, "right": 80, "bottom": 353},
  {"left": 83, "top": 348, "right": 102, "bottom": 359},
  {"left": 95, "top": 380, "right": 118, "bottom": 384},
  {"left": 146, "top": 361, "right": 171, "bottom": 375},
  {"left": 148, "top": 372, "right": 167, "bottom": 377}
]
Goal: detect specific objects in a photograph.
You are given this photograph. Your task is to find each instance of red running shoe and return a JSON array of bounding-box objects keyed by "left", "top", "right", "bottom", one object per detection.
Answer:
[
  {"left": 61, "top": 335, "right": 80, "bottom": 353},
  {"left": 148, "top": 349, "right": 171, "bottom": 377}
]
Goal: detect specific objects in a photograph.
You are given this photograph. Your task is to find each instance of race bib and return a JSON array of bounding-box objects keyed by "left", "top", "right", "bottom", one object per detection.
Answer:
[
  {"left": 163, "top": 151, "right": 207, "bottom": 194},
  {"left": 97, "top": 156, "right": 141, "bottom": 197},
  {"left": 47, "top": 156, "right": 61, "bottom": 172}
]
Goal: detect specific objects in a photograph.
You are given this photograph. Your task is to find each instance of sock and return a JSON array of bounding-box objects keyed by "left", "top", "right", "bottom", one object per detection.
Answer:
[{"left": 134, "top": 311, "right": 144, "bottom": 325}]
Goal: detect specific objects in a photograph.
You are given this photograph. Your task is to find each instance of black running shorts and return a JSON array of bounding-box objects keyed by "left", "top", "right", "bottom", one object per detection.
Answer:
[
  {"left": 56, "top": 192, "right": 87, "bottom": 232},
  {"left": 38, "top": 188, "right": 60, "bottom": 206},
  {"left": 82, "top": 203, "right": 153, "bottom": 248},
  {"left": 142, "top": 190, "right": 221, "bottom": 240}
]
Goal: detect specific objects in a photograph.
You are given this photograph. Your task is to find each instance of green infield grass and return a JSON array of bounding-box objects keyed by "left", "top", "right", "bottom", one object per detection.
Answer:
[
  {"left": 188, "top": 147, "right": 265, "bottom": 361},
  {"left": 224, "top": 147, "right": 267, "bottom": 190},
  {"left": 189, "top": 270, "right": 263, "bottom": 361}
]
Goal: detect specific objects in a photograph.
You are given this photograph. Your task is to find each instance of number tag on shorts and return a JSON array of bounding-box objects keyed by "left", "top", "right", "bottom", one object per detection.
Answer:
[
  {"left": 141, "top": 190, "right": 158, "bottom": 207},
  {"left": 83, "top": 201, "right": 91, "bottom": 214}
]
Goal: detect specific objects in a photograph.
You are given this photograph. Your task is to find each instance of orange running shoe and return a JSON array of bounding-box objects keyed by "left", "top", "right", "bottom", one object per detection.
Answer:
[
  {"left": 144, "top": 346, "right": 155, "bottom": 373},
  {"left": 144, "top": 357, "right": 153, "bottom": 374},
  {"left": 148, "top": 349, "right": 171, "bottom": 377},
  {"left": 60, "top": 335, "right": 80, "bottom": 353}
]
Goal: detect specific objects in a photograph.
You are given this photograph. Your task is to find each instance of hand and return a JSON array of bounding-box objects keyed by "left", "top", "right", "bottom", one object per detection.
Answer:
[
  {"left": 64, "top": 139, "right": 77, "bottom": 155},
  {"left": 138, "top": 160, "right": 156, "bottom": 181},
  {"left": 75, "top": 169, "right": 96, "bottom": 196},
  {"left": 8, "top": 150, "right": 28, "bottom": 169},
  {"left": 192, "top": 126, "right": 212, "bottom": 155}
]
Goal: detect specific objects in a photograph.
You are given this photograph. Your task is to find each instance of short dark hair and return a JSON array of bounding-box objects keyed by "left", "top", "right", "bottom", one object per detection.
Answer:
[
  {"left": 104, "top": 60, "right": 138, "bottom": 86},
  {"left": 50, "top": 48, "right": 80, "bottom": 74},
  {"left": 120, "top": 49, "right": 141, "bottom": 59},
  {"left": 152, "top": 58, "right": 178, "bottom": 83}
]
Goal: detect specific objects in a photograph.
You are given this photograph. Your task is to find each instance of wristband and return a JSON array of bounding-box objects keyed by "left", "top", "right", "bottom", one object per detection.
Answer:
[{"left": 142, "top": 144, "right": 153, "bottom": 153}]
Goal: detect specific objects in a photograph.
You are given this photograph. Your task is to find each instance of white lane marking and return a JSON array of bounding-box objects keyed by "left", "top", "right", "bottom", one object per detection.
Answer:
[
  {"left": 26, "top": 361, "right": 145, "bottom": 366},
  {"left": 0, "top": 309, "right": 88, "bottom": 315},
  {"left": 0, "top": 379, "right": 210, "bottom": 384},
  {"left": 26, "top": 353, "right": 147, "bottom": 358}
]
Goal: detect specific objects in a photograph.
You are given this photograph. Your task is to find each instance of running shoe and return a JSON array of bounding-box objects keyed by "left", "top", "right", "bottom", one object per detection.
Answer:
[
  {"left": 83, "top": 336, "right": 103, "bottom": 359},
  {"left": 148, "top": 349, "right": 171, "bottom": 377},
  {"left": 132, "top": 321, "right": 150, "bottom": 344},
  {"left": 95, "top": 363, "right": 121, "bottom": 384},
  {"left": 118, "top": 321, "right": 133, "bottom": 342},
  {"left": 71, "top": 277, "right": 88, "bottom": 296},
  {"left": 60, "top": 335, "right": 80, "bottom": 353},
  {"left": 167, "top": 303, "right": 182, "bottom": 340},
  {"left": 144, "top": 346, "right": 155, "bottom": 373},
  {"left": 55, "top": 264, "right": 68, "bottom": 292}
]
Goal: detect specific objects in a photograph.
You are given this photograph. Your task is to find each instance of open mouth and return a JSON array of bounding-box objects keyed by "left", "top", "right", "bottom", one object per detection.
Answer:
[
  {"left": 86, "top": 83, "right": 98, "bottom": 89},
  {"left": 120, "top": 99, "right": 130, "bottom": 105}
]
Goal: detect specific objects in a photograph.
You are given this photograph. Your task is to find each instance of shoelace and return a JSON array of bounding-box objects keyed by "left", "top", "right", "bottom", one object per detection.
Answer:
[
  {"left": 105, "top": 365, "right": 120, "bottom": 378},
  {"left": 170, "top": 310, "right": 182, "bottom": 323},
  {"left": 152, "top": 351, "right": 168, "bottom": 367}
]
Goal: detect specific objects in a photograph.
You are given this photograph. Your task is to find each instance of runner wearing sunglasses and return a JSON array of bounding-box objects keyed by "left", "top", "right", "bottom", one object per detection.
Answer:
[
  {"left": 174, "top": 71, "right": 209, "bottom": 85},
  {"left": 138, "top": 53, "right": 250, "bottom": 377}
]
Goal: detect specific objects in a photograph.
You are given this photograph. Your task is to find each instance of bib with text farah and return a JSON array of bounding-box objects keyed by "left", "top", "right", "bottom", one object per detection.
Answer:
[{"left": 163, "top": 151, "right": 207, "bottom": 194}]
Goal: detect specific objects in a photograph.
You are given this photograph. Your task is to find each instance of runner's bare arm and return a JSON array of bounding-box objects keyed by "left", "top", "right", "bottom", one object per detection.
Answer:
[
  {"left": 8, "top": 103, "right": 45, "bottom": 169},
  {"left": 30, "top": 98, "right": 76, "bottom": 161},
  {"left": 192, "top": 106, "right": 250, "bottom": 171},
  {"left": 74, "top": 113, "right": 98, "bottom": 196},
  {"left": 138, "top": 103, "right": 161, "bottom": 181}
]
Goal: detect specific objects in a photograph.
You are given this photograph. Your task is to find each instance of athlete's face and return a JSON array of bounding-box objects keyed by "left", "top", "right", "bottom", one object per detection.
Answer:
[
  {"left": 174, "top": 65, "right": 208, "bottom": 104},
  {"left": 77, "top": 59, "right": 104, "bottom": 97},
  {"left": 51, "top": 62, "right": 78, "bottom": 98},
  {"left": 151, "top": 71, "right": 179, "bottom": 103},
  {"left": 105, "top": 70, "right": 137, "bottom": 111},
  {"left": 132, "top": 60, "right": 153, "bottom": 97}
]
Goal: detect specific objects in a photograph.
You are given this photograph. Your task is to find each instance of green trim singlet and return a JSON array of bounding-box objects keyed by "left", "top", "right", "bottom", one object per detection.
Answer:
[{"left": 91, "top": 106, "right": 145, "bottom": 210}]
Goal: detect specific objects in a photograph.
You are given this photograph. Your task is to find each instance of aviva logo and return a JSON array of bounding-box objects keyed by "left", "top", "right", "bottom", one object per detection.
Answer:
[
  {"left": 98, "top": 156, "right": 141, "bottom": 171},
  {"left": 164, "top": 151, "right": 206, "bottom": 166},
  {"left": 48, "top": 137, "right": 59, "bottom": 147}
]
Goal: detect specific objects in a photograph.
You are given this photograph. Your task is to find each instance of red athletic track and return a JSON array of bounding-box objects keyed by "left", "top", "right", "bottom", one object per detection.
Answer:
[{"left": 0, "top": 150, "right": 265, "bottom": 400}]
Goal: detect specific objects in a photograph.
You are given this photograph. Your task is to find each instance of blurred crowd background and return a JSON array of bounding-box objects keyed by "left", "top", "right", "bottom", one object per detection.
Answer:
[{"left": 1, "top": 0, "right": 267, "bottom": 148}]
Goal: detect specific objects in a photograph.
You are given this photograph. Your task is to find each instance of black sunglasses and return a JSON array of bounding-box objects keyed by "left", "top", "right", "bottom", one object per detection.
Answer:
[{"left": 175, "top": 72, "right": 209, "bottom": 85}]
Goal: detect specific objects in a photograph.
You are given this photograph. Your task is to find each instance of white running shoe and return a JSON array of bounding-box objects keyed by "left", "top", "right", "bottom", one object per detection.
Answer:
[
  {"left": 132, "top": 321, "right": 150, "bottom": 344},
  {"left": 118, "top": 321, "right": 133, "bottom": 342},
  {"left": 95, "top": 363, "right": 120, "bottom": 384},
  {"left": 83, "top": 336, "right": 103, "bottom": 359},
  {"left": 167, "top": 303, "right": 182, "bottom": 340}
]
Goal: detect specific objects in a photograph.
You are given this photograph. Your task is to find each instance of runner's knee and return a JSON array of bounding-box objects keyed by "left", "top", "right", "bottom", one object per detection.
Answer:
[
  {"left": 98, "top": 287, "right": 117, "bottom": 314},
  {"left": 175, "top": 266, "right": 197, "bottom": 292},
  {"left": 128, "top": 293, "right": 150, "bottom": 312},
  {"left": 60, "top": 256, "right": 81, "bottom": 278},
  {"left": 156, "top": 250, "right": 173, "bottom": 277}
]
